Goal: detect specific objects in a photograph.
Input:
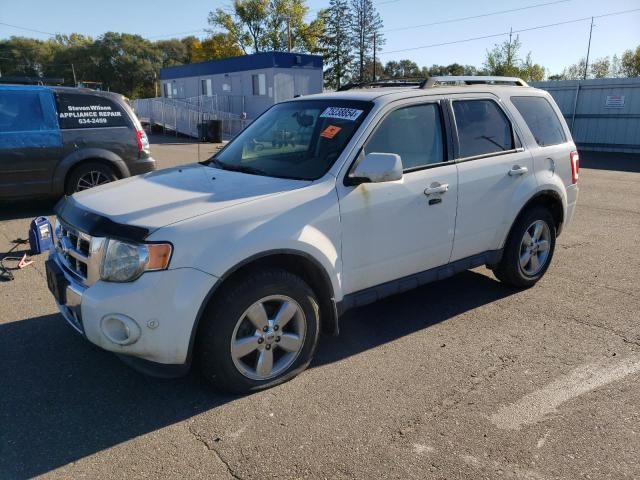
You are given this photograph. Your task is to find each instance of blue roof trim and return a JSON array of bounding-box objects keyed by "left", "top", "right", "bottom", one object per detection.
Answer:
[
  {"left": 160, "top": 51, "right": 323, "bottom": 80},
  {"left": 0, "top": 84, "right": 50, "bottom": 92}
]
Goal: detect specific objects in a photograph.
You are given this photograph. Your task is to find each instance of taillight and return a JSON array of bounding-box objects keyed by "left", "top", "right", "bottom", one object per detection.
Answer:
[
  {"left": 570, "top": 151, "right": 579, "bottom": 184},
  {"left": 135, "top": 130, "right": 149, "bottom": 152}
]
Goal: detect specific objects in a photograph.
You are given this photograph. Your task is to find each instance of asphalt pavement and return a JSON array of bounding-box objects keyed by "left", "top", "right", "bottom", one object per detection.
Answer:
[{"left": 1, "top": 140, "right": 639, "bottom": 479}]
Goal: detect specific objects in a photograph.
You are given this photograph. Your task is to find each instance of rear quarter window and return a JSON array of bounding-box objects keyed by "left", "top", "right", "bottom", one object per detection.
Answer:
[
  {"left": 510, "top": 96, "right": 566, "bottom": 147},
  {"left": 0, "top": 91, "right": 47, "bottom": 132},
  {"left": 55, "top": 93, "right": 128, "bottom": 129}
]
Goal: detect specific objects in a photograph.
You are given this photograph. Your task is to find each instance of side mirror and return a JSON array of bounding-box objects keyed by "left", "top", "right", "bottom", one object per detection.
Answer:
[{"left": 347, "top": 152, "right": 403, "bottom": 185}]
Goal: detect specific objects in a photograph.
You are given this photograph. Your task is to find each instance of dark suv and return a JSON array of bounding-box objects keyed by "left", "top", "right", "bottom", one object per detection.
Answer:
[{"left": 0, "top": 85, "right": 156, "bottom": 199}]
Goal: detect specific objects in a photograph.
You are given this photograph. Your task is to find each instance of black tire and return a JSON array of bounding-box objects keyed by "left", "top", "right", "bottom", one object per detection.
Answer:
[
  {"left": 493, "top": 207, "right": 556, "bottom": 288},
  {"left": 197, "top": 269, "right": 320, "bottom": 394},
  {"left": 65, "top": 161, "right": 118, "bottom": 195}
]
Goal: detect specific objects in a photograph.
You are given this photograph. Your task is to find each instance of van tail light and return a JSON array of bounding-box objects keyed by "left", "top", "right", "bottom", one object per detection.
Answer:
[
  {"left": 135, "top": 130, "right": 149, "bottom": 152},
  {"left": 570, "top": 151, "right": 579, "bottom": 184}
]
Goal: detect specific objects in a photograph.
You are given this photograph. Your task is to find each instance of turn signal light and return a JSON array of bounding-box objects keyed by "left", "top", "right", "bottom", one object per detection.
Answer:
[{"left": 146, "top": 243, "right": 172, "bottom": 271}]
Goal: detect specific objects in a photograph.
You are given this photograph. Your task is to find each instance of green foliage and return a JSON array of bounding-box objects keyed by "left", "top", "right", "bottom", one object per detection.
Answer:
[
  {"left": 0, "top": 32, "right": 247, "bottom": 98},
  {"left": 484, "top": 36, "right": 546, "bottom": 82},
  {"left": 208, "top": 0, "right": 325, "bottom": 54},
  {"left": 621, "top": 46, "right": 640, "bottom": 77},
  {"left": 320, "top": 0, "right": 353, "bottom": 89},
  {"left": 350, "top": 0, "right": 384, "bottom": 82}
]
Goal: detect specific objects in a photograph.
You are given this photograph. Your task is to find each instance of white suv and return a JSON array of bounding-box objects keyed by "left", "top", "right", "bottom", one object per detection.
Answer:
[{"left": 46, "top": 76, "right": 579, "bottom": 393}]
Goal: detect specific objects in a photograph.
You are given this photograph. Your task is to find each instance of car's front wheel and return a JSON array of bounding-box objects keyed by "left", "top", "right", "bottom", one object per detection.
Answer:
[
  {"left": 197, "top": 269, "right": 320, "bottom": 393},
  {"left": 492, "top": 207, "right": 557, "bottom": 288}
]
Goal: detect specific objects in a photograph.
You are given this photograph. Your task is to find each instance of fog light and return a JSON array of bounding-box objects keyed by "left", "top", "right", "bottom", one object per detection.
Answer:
[{"left": 101, "top": 314, "right": 141, "bottom": 346}]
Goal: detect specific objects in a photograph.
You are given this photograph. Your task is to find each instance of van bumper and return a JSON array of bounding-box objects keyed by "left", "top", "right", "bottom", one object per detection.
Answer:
[{"left": 127, "top": 156, "right": 157, "bottom": 176}]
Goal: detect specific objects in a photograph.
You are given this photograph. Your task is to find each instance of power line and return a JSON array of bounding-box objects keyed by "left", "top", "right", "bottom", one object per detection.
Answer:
[
  {"left": 147, "top": 29, "right": 208, "bottom": 40},
  {"left": 0, "top": 22, "right": 56, "bottom": 37},
  {"left": 380, "top": 8, "right": 640, "bottom": 55},
  {"left": 383, "top": 0, "right": 571, "bottom": 33}
]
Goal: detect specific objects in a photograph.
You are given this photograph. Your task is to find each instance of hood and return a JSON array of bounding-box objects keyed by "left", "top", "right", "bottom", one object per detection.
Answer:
[{"left": 70, "top": 163, "right": 310, "bottom": 232}]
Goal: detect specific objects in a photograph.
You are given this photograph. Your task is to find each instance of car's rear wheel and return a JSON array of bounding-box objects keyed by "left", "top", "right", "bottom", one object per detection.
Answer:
[
  {"left": 197, "top": 269, "right": 320, "bottom": 393},
  {"left": 65, "top": 162, "right": 118, "bottom": 195},
  {"left": 493, "top": 207, "right": 556, "bottom": 288}
]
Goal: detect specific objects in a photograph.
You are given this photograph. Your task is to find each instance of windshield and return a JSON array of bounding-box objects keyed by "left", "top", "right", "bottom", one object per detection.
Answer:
[{"left": 207, "top": 100, "right": 372, "bottom": 180}]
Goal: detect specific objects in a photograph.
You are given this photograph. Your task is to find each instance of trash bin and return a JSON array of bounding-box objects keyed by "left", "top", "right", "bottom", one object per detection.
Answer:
[
  {"left": 207, "top": 120, "right": 223, "bottom": 143},
  {"left": 197, "top": 123, "right": 208, "bottom": 141}
]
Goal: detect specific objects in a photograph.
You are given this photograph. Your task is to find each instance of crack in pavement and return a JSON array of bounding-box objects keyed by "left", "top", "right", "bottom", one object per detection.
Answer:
[
  {"left": 188, "top": 425, "right": 244, "bottom": 480},
  {"left": 569, "top": 317, "right": 640, "bottom": 349},
  {"left": 391, "top": 354, "right": 514, "bottom": 442}
]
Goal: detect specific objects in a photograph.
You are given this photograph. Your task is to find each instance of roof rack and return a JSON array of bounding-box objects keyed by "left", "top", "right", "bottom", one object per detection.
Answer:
[
  {"left": 422, "top": 76, "right": 529, "bottom": 88},
  {"left": 338, "top": 78, "right": 428, "bottom": 91}
]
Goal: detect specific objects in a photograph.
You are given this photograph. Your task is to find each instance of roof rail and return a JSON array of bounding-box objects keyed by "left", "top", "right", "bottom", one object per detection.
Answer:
[
  {"left": 422, "top": 76, "right": 529, "bottom": 88},
  {"left": 338, "top": 78, "right": 428, "bottom": 91}
]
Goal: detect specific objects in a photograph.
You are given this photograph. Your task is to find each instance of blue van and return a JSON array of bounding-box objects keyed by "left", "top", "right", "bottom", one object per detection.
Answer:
[{"left": 0, "top": 85, "right": 156, "bottom": 199}]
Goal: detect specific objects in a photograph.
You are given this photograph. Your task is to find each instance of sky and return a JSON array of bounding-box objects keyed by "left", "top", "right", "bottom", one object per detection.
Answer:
[{"left": 1, "top": 0, "right": 639, "bottom": 75}]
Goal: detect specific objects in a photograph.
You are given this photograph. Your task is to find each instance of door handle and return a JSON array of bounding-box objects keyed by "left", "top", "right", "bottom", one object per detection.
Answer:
[
  {"left": 424, "top": 183, "right": 449, "bottom": 195},
  {"left": 508, "top": 165, "right": 529, "bottom": 176}
]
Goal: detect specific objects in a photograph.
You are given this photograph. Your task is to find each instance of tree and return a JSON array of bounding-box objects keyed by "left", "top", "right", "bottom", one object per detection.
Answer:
[
  {"left": 484, "top": 35, "right": 546, "bottom": 81},
  {"left": 91, "top": 32, "right": 162, "bottom": 98},
  {"left": 155, "top": 39, "right": 189, "bottom": 67},
  {"left": 383, "top": 59, "right": 419, "bottom": 78},
  {"left": 621, "top": 46, "right": 640, "bottom": 77},
  {"left": 321, "top": 0, "right": 354, "bottom": 90},
  {"left": 350, "top": 0, "right": 384, "bottom": 82},
  {"left": 610, "top": 54, "right": 622, "bottom": 78},
  {"left": 199, "top": 33, "right": 244, "bottom": 61},
  {"left": 561, "top": 58, "right": 587, "bottom": 80},
  {"left": 589, "top": 57, "right": 610, "bottom": 78},
  {"left": 208, "top": 0, "right": 324, "bottom": 54}
]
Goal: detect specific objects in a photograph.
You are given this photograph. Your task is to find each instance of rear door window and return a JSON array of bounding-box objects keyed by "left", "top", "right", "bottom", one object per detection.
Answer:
[
  {"left": 55, "top": 93, "right": 128, "bottom": 129},
  {"left": 0, "top": 91, "right": 46, "bottom": 132},
  {"left": 453, "top": 99, "right": 514, "bottom": 158},
  {"left": 511, "top": 96, "right": 566, "bottom": 147}
]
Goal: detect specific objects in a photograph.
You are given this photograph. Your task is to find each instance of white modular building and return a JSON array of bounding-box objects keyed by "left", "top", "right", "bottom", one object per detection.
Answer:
[{"left": 159, "top": 52, "right": 324, "bottom": 119}]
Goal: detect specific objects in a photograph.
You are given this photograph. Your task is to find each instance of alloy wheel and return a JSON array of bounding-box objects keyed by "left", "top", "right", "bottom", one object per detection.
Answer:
[{"left": 230, "top": 295, "right": 306, "bottom": 381}]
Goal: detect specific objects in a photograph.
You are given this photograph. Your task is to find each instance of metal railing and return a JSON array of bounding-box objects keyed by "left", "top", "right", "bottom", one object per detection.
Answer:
[{"left": 132, "top": 96, "right": 251, "bottom": 140}]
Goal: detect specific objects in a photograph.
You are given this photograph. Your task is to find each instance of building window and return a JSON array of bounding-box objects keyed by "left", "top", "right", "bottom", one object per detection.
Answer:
[
  {"left": 201, "top": 78, "right": 212, "bottom": 97},
  {"left": 164, "top": 83, "right": 172, "bottom": 98},
  {"left": 252, "top": 74, "right": 266, "bottom": 96}
]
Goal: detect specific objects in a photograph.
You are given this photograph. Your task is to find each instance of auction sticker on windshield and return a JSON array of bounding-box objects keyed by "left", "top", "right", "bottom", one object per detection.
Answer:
[{"left": 320, "top": 107, "right": 363, "bottom": 122}]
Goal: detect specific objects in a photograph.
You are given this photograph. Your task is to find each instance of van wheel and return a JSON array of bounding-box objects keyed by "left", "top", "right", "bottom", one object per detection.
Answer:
[
  {"left": 197, "top": 269, "right": 320, "bottom": 393},
  {"left": 493, "top": 207, "right": 556, "bottom": 288},
  {"left": 65, "top": 162, "right": 118, "bottom": 195}
]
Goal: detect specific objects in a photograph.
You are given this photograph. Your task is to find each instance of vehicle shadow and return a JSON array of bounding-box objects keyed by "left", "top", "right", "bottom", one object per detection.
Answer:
[
  {"left": 0, "top": 198, "right": 56, "bottom": 222},
  {"left": 0, "top": 269, "right": 516, "bottom": 479},
  {"left": 579, "top": 151, "right": 640, "bottom": 173}
]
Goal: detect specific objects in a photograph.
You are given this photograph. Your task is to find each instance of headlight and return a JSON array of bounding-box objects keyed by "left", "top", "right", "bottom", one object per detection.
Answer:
[{"left": 101, "top": 239, "right": 172, "bottom": 282}]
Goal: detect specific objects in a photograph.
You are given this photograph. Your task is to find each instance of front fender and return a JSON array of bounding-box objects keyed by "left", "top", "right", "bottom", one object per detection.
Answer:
[{"left": 52, "top": 148, "right": 130, "bottom": 194}]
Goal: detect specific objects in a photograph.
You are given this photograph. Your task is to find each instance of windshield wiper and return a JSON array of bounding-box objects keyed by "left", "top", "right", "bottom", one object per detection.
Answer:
[{"left": 203, "top": 158, "right": 269, "bottom": 176}]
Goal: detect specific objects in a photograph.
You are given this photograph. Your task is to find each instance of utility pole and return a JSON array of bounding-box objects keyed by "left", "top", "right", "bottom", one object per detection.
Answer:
[
  {"left": 287, "top": 17, "right": 292, "bottom": 52},
  {"left": 584, "top": 17, "right": 594, "bottom": 80},
  {"left": 508, "top": 27, "right": 513, "bottom": 67},
  {"left": 373, "top": 33, "right": 377, "bottom": 82},
  {"left": 71, "top": 63, "right": 77, "bottom": 87}
]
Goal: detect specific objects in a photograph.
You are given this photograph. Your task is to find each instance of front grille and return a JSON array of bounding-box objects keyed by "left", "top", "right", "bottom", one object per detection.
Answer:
[{"left": 55, "top": 221, "right": 95, "bottom": 285}]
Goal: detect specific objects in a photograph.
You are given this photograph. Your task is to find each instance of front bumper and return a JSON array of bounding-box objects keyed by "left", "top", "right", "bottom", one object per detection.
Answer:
[{"left": 49, "top": 251, "right": 217, "bottom": 367}]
